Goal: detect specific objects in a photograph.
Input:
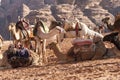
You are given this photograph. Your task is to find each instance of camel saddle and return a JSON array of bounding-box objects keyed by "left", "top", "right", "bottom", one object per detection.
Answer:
[
  {"left": 72, "top": 39, "right": 93, "bottom": 46},
  {"left": 72, "top": 39, "right": 94, "bottom": 53}
]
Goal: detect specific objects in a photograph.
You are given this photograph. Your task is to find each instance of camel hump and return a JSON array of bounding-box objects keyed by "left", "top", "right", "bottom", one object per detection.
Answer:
[{"left": 72, "top": 39, "right": 93, "bottom": 46}]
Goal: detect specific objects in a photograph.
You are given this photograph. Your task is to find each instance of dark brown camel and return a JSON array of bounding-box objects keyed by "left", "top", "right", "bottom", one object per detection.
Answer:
[{"left": 102, "top": 13, "right": 120, "bottom": 32}]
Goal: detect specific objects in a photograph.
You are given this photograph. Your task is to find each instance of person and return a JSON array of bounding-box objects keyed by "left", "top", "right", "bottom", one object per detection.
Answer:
[
  {"left": 6, "top": 44, "right": 20, "bottom": 68},
  {"left": 7, "top": 44, "right": 32, "bottom": 68},
  {"left": 16, "top": 43, "right": 32, "bottom": 67},
  {"left": 22, "top": 18, "right": 30, "bottom": 29}
]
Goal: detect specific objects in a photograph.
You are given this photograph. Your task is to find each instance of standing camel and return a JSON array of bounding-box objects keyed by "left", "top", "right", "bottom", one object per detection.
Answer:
[
  {"left": 8, "top": 22, "right": 33, "bottom": 49},
  {"left": 33, "top": 20, "right": 66, "bottom": 65}
]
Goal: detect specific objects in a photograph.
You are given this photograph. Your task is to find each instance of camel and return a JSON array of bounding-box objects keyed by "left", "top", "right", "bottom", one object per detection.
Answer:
[
  {"left": 33, "top": 20, "right": 66, "bottom": 65},
  {"left": 102, "top": 14, "right": 120, "bottom": 32},
  {"left": 47, "top": 42, "right": 74, "bottom": 63},
  {"left": 61, "top": 20, "right": 103, "bottom": 38},
  {"left": 103, "top": 32, "right": 120, "bottom": 57},
  {"left": 8, "top": 22, "right": 33, "bottom": 49},
  {"left": 9, "top": 20, "right": 63, "bottom": 50},
  {"left": 48, "top": 36, "right": 110, "bottom": 63}
]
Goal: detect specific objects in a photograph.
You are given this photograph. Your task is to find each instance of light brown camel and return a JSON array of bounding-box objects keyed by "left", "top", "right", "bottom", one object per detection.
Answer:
[
  {"left": 8, "top": 22, "right": 34, "bottom": 49},
  {"left": 48, "top": 42, "right": 74, "bottom": 63},
  {"left": 33, "top": 20, "right": 66, "bottom": 65},
  {"left": 102, "top": 14, "right": 120, "bottom": 32},
  {"left": 8, "top": 23, "right": 22, "bottom": 45},
  {"left": 48, "top": 36, "right": 112, "bottom": 63}
]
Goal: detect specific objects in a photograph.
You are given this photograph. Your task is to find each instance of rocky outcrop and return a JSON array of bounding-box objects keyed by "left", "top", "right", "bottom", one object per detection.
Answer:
[
  {"left": 100, "top": 0, "right": 120, "bottom": 15},
  {"left": 27, "top": 0, "right": 44, "bottom": 10},
  {"left": 22, "top": 4, "right": 31, "bottom": 18},
  {"left": 84, "top": 3, "right": 114, "bottom": 26},
  {"left": 25, "top": 5, "right": 55, "bottom": 25},
  {"left": 0, "top": 0, "right": 120, "bottom": 39}
]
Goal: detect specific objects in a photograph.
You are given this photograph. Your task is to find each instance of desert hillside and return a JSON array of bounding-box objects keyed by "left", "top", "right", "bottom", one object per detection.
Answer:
[{"left": 0, "top": 0, "right": 119, "bottom": 39}]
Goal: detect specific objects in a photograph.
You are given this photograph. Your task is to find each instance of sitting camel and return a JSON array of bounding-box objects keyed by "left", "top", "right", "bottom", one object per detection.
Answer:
[{"left": 48, "top": 36, "right": 112, "bottom": 63}]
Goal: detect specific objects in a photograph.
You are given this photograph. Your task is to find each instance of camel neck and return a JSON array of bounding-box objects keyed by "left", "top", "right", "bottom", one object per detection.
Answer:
[
  {"left": 51, "top": 43, "right": 66, "bottom": 60},
  {"left": 106, "top": 22, "right": 114, "bottom": 31},
  {"left": 37, "top": 28, "right": 59, "bottom": 39}
]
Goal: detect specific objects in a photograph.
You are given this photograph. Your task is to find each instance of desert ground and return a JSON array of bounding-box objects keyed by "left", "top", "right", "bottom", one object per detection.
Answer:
[{"left": 0, "top": 38, "right": 120, "bottom": 80}]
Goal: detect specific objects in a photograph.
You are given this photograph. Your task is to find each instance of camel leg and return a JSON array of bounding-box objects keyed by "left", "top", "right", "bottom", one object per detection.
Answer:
[
  {"left": 42, "top": 39, "right": 47, "bottom": 64},
  {"left": 35, "top": 38, "right": 39, "bottom": 53},
  {"left": 37, "top": 40, "right": 43, "bottom": 65},
  {"left": 34, "top": 39, "right": 37, "bottom": 52}
]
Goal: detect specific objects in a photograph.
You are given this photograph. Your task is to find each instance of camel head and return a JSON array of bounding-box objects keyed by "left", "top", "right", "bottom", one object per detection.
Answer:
[
  {"left": 49, "top": 20, "right": 63, "bottom": 30},
  {"left": 33, "top": 20, "right": 45, "bottom": 36},
  {"left": 103, "top": 32, "right": 119, "bottom": 43},
  {"left": 102, "top": 17, "right": 110, "bottom": 24},
  {"left": 103, "top": 32, "right": 120, "bottom": 50},
  {"left": 62, "top": 21, "right": 74, "bottom": 31},
  {"left": 8, "top": 23, "right": 15, "bottom": 31}
]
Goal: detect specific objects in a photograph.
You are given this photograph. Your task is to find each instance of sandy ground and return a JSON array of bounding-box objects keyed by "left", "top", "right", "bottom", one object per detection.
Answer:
[{"left": 0, "top": 39, "right": 120, "bottom": 80}]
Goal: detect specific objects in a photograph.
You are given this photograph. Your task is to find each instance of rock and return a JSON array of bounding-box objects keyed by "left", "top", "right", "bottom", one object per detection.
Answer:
[
  {"left": 22, "top": 4, "right": 31, "bottom": 18},
  {"left": 0, "top": 0, "right": 120, "bottom": 39}
]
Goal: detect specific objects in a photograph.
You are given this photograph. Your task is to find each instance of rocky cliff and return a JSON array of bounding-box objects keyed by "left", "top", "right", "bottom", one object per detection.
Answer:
[{"left": 0, "top": 0, "right": 120, "bottom": 39}]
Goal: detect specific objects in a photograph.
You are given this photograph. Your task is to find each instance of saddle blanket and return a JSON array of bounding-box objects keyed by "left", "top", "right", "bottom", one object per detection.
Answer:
[{"left": 72, "top": 38, "right": 93, "bottom": 46}]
